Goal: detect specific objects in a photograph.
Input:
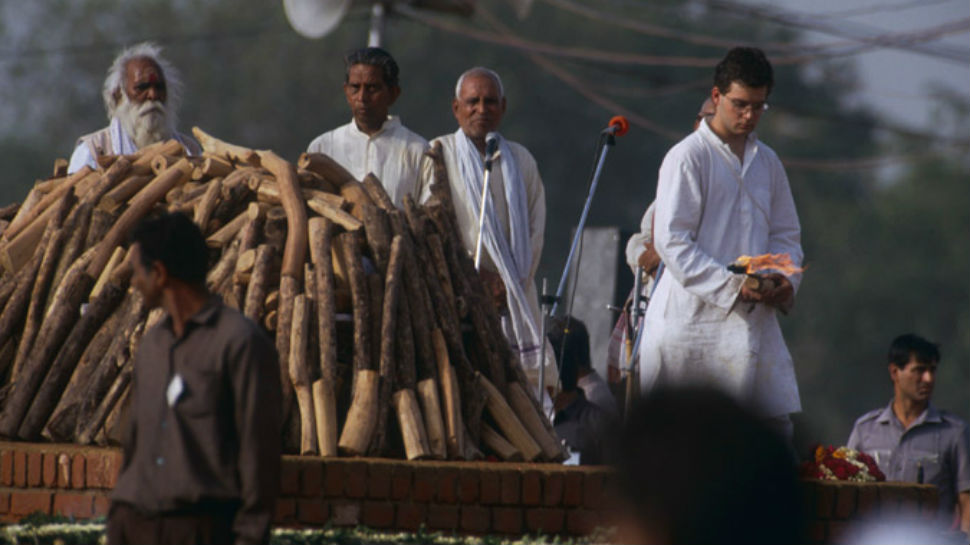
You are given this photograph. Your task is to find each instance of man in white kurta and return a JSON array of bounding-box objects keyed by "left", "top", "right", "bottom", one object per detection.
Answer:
[
  {"left": 307, "top": 47, "right": 428, "bottom": 206},
  {"left": 638, "top": 48, "right": 803, "bottom": 431},
  {"left": 423, "top": 67, "right": 554, "bottom": 389},
  {"left": 69, "top": 42, "right": 200, "bottom": 174}
]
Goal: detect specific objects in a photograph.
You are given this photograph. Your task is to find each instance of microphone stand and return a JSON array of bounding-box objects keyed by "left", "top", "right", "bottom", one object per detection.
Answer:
[
  {"left": 474, "top": 139, "right": 498, "bottom": 270},
  {"left": 550, "top": 128, "right": 618, "bottom": 316}
]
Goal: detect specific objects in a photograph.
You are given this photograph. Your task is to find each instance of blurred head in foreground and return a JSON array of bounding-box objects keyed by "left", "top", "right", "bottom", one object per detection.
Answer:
[{"left": 613, "top": 386, "right": 803, "bottom": 545}]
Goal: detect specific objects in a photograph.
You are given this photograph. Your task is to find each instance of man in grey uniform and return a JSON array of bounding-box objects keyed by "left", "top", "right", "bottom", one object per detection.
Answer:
[{"left": 848, "top": 334, "right": 969, "bottom": 533}]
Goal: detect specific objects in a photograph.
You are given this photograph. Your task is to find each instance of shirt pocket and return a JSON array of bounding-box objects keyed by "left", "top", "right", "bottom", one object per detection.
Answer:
[
  {"left": 911, "top": 450, "right": 942, "bottom": 485},
  {"left": 174, "top": 367, "right": 222, "bottom": 417}
]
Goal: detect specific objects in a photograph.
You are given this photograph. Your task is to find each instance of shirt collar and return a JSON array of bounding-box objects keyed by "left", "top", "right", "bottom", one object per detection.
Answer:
[
  {"left": 876, "top": 400, "right": 942, "bottom": 427},
  {"left": 697, "top": 117, "right": 760, "bottom": 170},
  {"left": 160, "top": 295, "right": 222, "bottom": 337},
  {"left": 350, "top": 115, "right": 400, "bottom": 139}
]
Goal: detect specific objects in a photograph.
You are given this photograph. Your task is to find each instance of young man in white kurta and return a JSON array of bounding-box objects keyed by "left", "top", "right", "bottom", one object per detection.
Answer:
[
  {"left": 638, "top": 48, "right": 803, "bottom": 431},
  {"left": 307, "top": 47, "right": 429, "bottom": 207}
]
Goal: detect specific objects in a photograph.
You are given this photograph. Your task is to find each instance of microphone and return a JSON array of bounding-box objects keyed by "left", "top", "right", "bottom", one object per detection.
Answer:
[
  {"left": 602, "top": 116, "right": 630, "bottom": 137},
  {"left": 484, "top": 132, "right": 499, "bottom": 171}
]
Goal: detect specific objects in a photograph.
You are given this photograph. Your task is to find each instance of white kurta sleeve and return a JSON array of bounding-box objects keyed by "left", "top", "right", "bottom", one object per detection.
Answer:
[
  {"left": 625, "top": 201, "right": 655, "bottom": 274},
  {"left": 653, "top": 150, "right": 744, "bottom": 311},
  {"left": 767, "top": 157, "right": 804, "bottom": 292},
  {"left": 521, "top": 152, "right": 545, "bottom": 283},
  {"left": 67, "top": 143, "right": 96, "bottom": 174}
]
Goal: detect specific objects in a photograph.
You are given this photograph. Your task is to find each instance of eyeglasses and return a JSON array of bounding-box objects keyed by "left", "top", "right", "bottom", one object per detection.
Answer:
[{"left": 726, "top": 97, "right": 769, "bottom": 114}]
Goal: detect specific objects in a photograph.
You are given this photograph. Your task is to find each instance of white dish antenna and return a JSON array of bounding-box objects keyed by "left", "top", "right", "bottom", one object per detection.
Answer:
[{"left": 283, "top": 0, "right": 352, "bottom": 39}]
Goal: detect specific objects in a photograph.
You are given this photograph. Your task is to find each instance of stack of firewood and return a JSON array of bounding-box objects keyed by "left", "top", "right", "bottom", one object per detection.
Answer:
[{"left": 0, "top": 129, "right": 564, "bottom": 463}]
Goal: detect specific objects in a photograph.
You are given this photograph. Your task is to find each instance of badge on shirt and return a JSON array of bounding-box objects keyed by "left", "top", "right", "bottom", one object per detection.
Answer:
[{"left": 166, "top": 373, "right": 185, "bottom": 407}]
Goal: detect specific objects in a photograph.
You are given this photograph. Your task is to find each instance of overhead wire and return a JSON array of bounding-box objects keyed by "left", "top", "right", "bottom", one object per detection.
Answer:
[{"left": 816, "top": 0, "right": 958, "bottom": 19}]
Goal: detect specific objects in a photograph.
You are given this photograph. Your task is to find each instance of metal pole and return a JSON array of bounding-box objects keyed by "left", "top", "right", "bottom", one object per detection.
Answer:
[
  {"left": 551, "top": 136, "right": 613, "bottom": 316},
  {"left": 473, "top": 168, "right": 493, "bottom": 271},
  {"left": 538, "top": 277, "right": 549, "bottom": 401},
  {"left": 368, "top": 2, "right": 385, "bottom": 47}
]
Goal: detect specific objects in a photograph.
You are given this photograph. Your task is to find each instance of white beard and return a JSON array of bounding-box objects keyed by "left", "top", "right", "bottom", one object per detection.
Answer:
[{"left": 115, "top": 96, "right": 173, "bottom": 149}]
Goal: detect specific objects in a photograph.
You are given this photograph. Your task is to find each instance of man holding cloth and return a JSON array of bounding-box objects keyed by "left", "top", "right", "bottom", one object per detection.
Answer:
[
  {"left": 424, "top": 66, "right": 553, "bottom": 389},
  {"left": 638, "top": 48, "right": 803, "bottom": 438}
]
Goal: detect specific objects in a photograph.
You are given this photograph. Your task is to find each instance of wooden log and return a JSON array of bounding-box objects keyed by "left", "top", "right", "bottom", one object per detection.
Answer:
[
  {"left": 243, "top": 244, "right": 274, "bottom": 324},
  {"left": 85, "top": 158, "right": 193, "bottom": 279},
  {"left": 394, "top": 285, "right": 417, "bottom": 391},
  {"left": 50, "top": 202, "right": 93, "bottom": 293},
  {"left": 131, "top": 139, "right": 184, "bottom": 169},
  {"left": 416, "top": 377, "right": 447, "bottom": 459},
  {"left": 276, "top": 274, "right": 300, "bottom": 422},
  {"left": 89, "top": 246, "right": 126, "bottom": 302},
  {"left": 361, "top": 173, "right": 396, "bottom": 212},
  {"left": 8, "top": 190, "right": 75, "bottom": 380},
  {"left": 18, "top": 277, "right": 127, "bottom": 440},
  {"left": 338, "top": 368, "right": 379, "bottom": 456},
  {"left": 389, "top": 208, "right": 436, "bottom": 382},
  {"left": 97, "top": 174, "right": 154, "bottom": 213},
  {"left": 392, "top": 389, "right": 432, "bottom": 460},
  {"left": 297, "top": 168, "right": 338, "bottom": 193},
  {"left": 206, "top": 238, "right": 241, "bottom": 294},
  {"left": 5, "top": 186, "right": 45, "bottom": 236},
  {"left": 306, "top": 199, "right": 362, "bottom": 232},
  {"left": 0, "top": 202, "right": 20, "bottom": 223},
  {"left": 480, "top": 422, "right": 523, "bottom": 461},
  {"left": 425, "top": 234, "right": 459, "bottom": 323},
  {"left": 99, "top": 382, "right": 129, "bottom": 446},
  {"left": 192, "top": 154, "right": 234, "bottom": 180},
  {"left": 151, "top": 154, "right": 182, "bottom": 175},
  {"left": 43, "top": 293, "right": 138, "bottom": 441},
  {"left": 370, "top": 236, "right": 405, "bottom": 456},
  {"left": 251, "top": 178, "right": 345, "bottom": 210},
  {"left": 3, "top": 166, "right": 92, "bottom": 242},
  {"left": 206, "top": 201, "right": 262, "bottom": 248},
  {"left": 257, "top": 151, "right": 307, "bottom": 280},
  {"left": 506, "top": 381, "right": 563, "bottom": 461},
  {"left": 0, "top": 231, "right": 47, "bottom": 368},
  {"left": 52, "top": 158, "right": 68, "bottom": 178},
  {"left": 338, "top": 232, "right": 371, "bottom": 373},
  {"left": 366, "top": 272, "right": 387, "bottom": 456},
  {"left": 193, "top": 176, "right": 223, "bottom": 232},
  {"left": 0, "top": 261, "right": 95, "bottom": 438},
  {"left": 462, "top": 423, "right": 485, "bottom": 461},
  {"left": 297, "top": 152, "right": 357, "bottom": 188},
  {"left": 360, "top": 204, "right": 391, "bottom": 275},
  {"left": 308, "top": 218, "right": 337, "bottom": 456},
  {"left": 478, "top": 374, "right": 542, "bottom": 462},
  {"left": 263, "top": 206, "right": 287, "bottom": 253},
  {"left": 76, "top": 361, "right": 131, "bottom": 445},
  {"left": 192, "top": 127, "right": 260, "bottom": 166},
  {"left": 433, "top": 328, "right": 464, "bottom": 459},
  {"left": 289, "top": 294, "right": 318, "bottom": 455}
]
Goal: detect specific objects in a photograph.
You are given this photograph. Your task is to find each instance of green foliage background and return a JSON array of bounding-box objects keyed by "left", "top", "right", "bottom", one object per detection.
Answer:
[{"left": 0, "top": 0, "right": 966, "bottom": 450}]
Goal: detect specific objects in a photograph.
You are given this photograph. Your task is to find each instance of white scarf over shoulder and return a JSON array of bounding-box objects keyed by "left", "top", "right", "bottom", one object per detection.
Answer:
[{"left": 453, "top": 129, "right": 543, "bottom": 368}]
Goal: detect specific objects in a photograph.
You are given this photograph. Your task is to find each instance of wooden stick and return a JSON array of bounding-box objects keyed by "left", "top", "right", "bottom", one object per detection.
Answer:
[
  {"left": 432, "top": 328, "right": 464, "bottom": 459},
  {"left": 416, "top": 377, "right": 447, "bottom": 459},
  {"left": 306, "top": 199, "right": 362, "bottom": 232},
  {"left": 308, "top": 218, "right": 337, "bottom": 457},
  {"left": 89, "top": 247, "right": 126, "bottom": 302},
  {"left": 393, "top": 389, "right": 432, "bottom": 460},
  {"left": 243, "top": 244, "right": 274, "bottom": 324},
  {"left": 85, "top": 158, "right": 192, "bottom": 279},
  {"left": 338, "top": 368, "right": 380, "bottom": 456},
  {"left": 257, "top": 151, "right": 307, "bottom": 280},
  {"left": 18, "top": 278, "right": 127, "bottom": 439},
  {"left": 192, "top": 154, "right": 234, "bottom": 180},
  {"left": 366, "top": 272, "right": 387, "bottom": 456},
  {"left": 97, "top": 174, "right": 154, "bottom": 213},
  {"left": 192, "top": 127, "right": 260, "bottom": 166},
  {"left": 206, "top": 201, "right": 262, "bottom": 248},
  {"left": 289, "top": 294, "right": 318, "bottom": 455},
  {"left": 5, "top": 186, "right": 45, "bottom": 236},
  {"left": 338, "top": 232, "right": 371, "bottom": 373},
  {"left": 371, "top": 236, "right": 405, "bottom": 455},
  {"left": 480, "top": 422, "right": 523, "bottom": 461},
  {"left": 297, "top": 152, "right": 357, "bottom": 188},
  {"left": 3, "top": 166, "right": 92, "bottom": 241},
  {"left": 478, "top": 374, "right": 542, "bottom": 462},
  {"left": 506, "top": 381, "right": 563, "bottom": 461},
  {"left": 50, "top": 202, "right": 93, "bottom": 293},
  {"left": 193, "top": 176, "right": 223, "bottom": 231},
  {"left": 76, "top": 361, "right": 131, "bottom": 445},
  {"left": 8, "top": 191, "right": 75, "bottom": 380},
  {"left": 361, "top": 173, "right": 396, "bottom": 211}
]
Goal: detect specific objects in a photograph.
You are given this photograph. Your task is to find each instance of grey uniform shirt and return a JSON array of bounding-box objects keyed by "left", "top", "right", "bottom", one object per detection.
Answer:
[{"left": 848, "top": 402, "right": 970, "bottom": 517}]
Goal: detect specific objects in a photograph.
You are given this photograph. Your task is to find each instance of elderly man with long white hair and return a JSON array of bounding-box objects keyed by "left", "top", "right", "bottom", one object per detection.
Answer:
[{"left": 67, "top": 42, "right": 200, "bottom": 173}]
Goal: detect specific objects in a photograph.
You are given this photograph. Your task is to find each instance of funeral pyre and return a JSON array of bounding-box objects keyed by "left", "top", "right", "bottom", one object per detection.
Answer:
[{"left": 0, "top": 129, "right": 564, "bottom": 463}]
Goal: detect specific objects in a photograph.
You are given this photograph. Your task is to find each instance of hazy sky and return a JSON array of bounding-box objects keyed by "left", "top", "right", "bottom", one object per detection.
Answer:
[{"left": 739, "top": 0, "right": 969, "bottom": 132}]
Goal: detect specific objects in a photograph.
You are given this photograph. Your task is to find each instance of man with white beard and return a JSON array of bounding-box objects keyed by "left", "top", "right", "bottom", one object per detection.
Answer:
[{"left": 68, "top": 42, "right": 200, "bottom": 174}]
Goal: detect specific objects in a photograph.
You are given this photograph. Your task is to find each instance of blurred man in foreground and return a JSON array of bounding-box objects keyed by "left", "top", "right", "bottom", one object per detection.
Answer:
[
  {"left": 307, "top": 47, "right": 429, "bottom": 206},
  {"left": 109, "top": 212, "right": 281, "bottom": 545},
  {"left": 614, "top": 386, "right": 803, "bottom": 544},
  {"left": 848, "top": 334, "right": 969, "bottom": 534},
  {"left": 68, "top": 42, "right": 200, "bottom": 174}
]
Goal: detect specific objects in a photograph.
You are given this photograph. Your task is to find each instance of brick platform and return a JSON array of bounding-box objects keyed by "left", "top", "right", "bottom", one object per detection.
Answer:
[{"left": 0, "top": 442, "right": 939, "bottom": 541}]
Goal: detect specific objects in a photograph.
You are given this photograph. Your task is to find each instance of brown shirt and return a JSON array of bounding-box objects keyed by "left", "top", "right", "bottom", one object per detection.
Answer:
[{"left": 112, "top": 297, "right": 282, "bottom": 545}]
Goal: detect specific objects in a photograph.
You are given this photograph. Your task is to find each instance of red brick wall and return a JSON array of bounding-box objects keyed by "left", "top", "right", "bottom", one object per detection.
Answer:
[{"left": 0, "top": 442, "right": 939, "bottom": 541}]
